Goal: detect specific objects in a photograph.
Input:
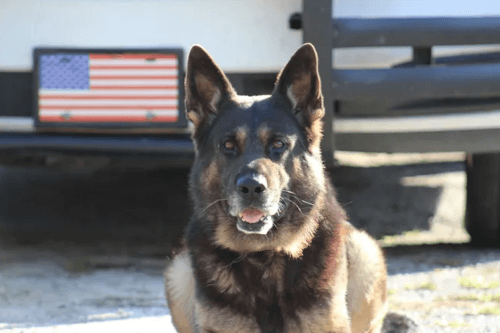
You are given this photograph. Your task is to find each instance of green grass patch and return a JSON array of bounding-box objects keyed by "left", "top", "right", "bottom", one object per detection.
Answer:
[
  {"left": 405, "top": 281, "right": 437, "bottom": 291},
  {"left": 453, "top": 294, "right": 481, "bottom": 301},
  {"left": 434, "top": 320, "right": 470, "bottom": 328},
  {"left": 478, "top": 306, "right": 500, "bottom": 315},
  {"left": 402, "top": 230, "right": 421, "bottom": 237},
  {"left": 387, "top": 289, "right": 398, "bottom": 296},
  {"left": 380, "top": 229, "right": 423, "bottom": 247},
  {"left": 452, "top": 293, "right": 500, "bottom": 302},
  {"left": 448, "top": 321, "right": 472, "bottom": 328},
  {"left": 380, "top": 235, "right": 398, "bottom": 246},
  {"left": 458, "top": 277, "right": 500, "bottom": 289}
]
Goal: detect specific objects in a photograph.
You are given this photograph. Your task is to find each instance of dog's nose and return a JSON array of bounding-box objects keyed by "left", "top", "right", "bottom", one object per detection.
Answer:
[{"left": 236, "top": 174, "right": 267, "bottom": 198}]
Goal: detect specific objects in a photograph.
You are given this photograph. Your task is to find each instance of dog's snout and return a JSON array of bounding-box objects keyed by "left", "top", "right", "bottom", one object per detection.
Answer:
[{"left": 236, "top": 174, "right": 267, "bottom": 198}]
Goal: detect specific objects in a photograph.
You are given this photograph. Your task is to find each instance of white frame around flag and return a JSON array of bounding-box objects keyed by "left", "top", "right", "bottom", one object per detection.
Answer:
[{"left": 33, "top": 48, "right": 186, "bottom": 130}]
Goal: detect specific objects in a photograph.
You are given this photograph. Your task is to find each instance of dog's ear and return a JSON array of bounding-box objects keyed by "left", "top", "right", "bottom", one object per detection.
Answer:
[
  {"left": 185, "top": 45, "right": 236, "bottom": 135},
  {"left": 273, "top": 43, "right": 324, "bottom": 149}
]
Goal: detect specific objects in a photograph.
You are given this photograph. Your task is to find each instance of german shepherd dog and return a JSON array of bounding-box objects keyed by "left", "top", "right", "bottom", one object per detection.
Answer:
[{"left": 165, "top": 44, "right": 388, "bottom": 333}]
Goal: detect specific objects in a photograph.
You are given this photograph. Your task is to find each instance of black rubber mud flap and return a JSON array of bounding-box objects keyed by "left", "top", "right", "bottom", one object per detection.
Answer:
[
  {"left": 466, "top": 153, "right": 500, "bottom": 246},
  {"left": 382, "top": 312, "right": 420, "bottom": 333}
]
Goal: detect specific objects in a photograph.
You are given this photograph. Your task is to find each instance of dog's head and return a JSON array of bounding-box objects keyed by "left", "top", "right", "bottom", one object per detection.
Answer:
[{"left": 186, "top": 44, "right": 328, "bottom": 256}]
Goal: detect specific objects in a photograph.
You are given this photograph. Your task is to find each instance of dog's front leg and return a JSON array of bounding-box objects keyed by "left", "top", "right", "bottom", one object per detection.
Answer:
[
  {"left": 291, "top": 299, "right": 351, "bottom": 333},
  {"left": 331, "top": 301, "right": 351, "bottom": 333},
  {"left": 326, "top": 245, "right": 352, "bottom": 333},
  {"left": 194, "top": 301, "right": 261, "bottom": 333}
]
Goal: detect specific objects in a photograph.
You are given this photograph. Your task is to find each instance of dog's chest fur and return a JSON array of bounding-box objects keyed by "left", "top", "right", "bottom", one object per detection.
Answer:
[{"left": 189, "top": 225, "right": 341, "bottom": 333}]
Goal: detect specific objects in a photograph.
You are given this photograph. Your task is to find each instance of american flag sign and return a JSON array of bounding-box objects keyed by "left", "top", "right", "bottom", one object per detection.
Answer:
[{"left": 38, "top": 53, "right": 179, "bottom": 123}]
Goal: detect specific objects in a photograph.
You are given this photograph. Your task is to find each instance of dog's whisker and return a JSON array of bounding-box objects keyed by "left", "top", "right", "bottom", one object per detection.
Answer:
[
  {"left": 282, "top": 196, "right": 305, "bottom": 215},
  {"left": 277, "top": 199, "right": 286, "bottom": 215},
  {"left": 290, "top": 196, "right": 314, "bottom": 207},
  {"left": 282, "top": 189, "right": 296, "bottom": 195},
  {"left": 282, "top": 190, "right": 314, "bottom": 207},
  {"left": 222, "top": 253, "right": 247, "bottom": 269},
  {"left": 199, "top": 198, "right": 227, "bottom": 214}
]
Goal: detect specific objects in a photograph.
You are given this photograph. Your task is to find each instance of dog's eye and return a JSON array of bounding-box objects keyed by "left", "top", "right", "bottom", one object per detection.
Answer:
[{"left": 272, "top": 140, "right": 285, "bottom": 149}]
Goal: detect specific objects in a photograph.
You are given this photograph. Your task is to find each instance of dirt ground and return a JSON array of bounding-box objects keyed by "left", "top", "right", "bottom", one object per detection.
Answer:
[{"left": 0, "top": 152, "right": 499, "bottom": 332}]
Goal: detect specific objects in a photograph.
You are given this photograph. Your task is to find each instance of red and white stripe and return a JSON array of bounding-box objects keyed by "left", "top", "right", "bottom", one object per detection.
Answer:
[{"left": 39, "top": 53, "right": 179, "bottom": 123}]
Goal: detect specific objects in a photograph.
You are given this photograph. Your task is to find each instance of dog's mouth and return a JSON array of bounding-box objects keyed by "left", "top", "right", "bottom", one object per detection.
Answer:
[
  {"left": 239, "top": 207, "right": 266, "bottom": 223},
  {"left": 235, "top": 207, "right": 281, "bottom": 235},
  {"left": 227, "top": 193, "right": 289, "bottom": 236}
]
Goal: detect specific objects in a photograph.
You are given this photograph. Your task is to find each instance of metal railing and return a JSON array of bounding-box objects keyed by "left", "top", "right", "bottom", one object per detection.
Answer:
[{"left": 297, "top": 0, "right": 500, "bottom": 158}]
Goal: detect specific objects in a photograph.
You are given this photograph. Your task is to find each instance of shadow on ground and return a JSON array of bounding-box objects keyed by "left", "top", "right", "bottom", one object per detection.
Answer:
[
  {"left": 384, "top": 243, "right": 500, "bottom": 275},
  {"left": 330, "top": 161, "right": 464, "bottom": 238},
  {"left": 0, "top": 167, "right": 191, "bottom": 255},
  {"left": 0, "top": 160, "right": 465, "bottom": 256}
]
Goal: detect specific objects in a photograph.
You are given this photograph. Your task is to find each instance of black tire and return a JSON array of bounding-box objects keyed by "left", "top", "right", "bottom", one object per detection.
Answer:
[{"left": 466, "top": 153, "right": 500, "bottom": 246}]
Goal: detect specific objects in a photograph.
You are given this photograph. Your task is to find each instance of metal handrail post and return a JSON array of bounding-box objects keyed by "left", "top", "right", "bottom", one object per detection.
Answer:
[{"left": 302, "top": 0, "right": 335, "bottom": 168}]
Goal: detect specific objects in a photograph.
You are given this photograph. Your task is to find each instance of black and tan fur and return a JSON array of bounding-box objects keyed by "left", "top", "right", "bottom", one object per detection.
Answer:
[{"left": 165, "top": 44, "right": 388, "bottom": 333}]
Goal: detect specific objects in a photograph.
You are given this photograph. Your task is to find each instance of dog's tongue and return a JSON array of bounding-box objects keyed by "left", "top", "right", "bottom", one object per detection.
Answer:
[{"left": 241, "top": 208, "right": 264, "bottom": 223}]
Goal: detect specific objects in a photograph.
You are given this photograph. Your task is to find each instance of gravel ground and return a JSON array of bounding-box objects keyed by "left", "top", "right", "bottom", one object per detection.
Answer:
[
  {"left": 385, "top": 245, "right": 500, "bottom": 332},
  {"left": 336, "top": 152, "right": 500, "bottom": 333},
  {"left": 0, "top": 260, "right": 169, "bottom": 330},
  {"left": 0, "top": 152, "right": 499, "bottom": 332}
]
